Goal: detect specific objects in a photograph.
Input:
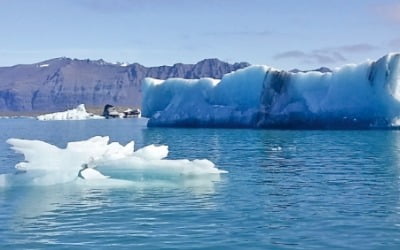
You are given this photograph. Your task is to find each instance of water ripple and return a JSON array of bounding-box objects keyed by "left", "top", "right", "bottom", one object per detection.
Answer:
[{"left": 1, "top": 121, "right": 400, "bottom": 248}]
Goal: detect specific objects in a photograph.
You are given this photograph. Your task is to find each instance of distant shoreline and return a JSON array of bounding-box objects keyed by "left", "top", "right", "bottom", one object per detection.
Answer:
[{"left": 0, "top": 106, "right": 137, "bottom": 117}]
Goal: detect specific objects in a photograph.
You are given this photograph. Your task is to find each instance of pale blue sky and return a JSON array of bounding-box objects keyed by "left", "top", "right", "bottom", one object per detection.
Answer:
[{"left": 0, "top": 0, "right": 399, "bottom": 69}]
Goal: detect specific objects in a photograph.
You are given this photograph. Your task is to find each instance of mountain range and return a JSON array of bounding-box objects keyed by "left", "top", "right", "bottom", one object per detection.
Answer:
[{"left": 0, "top": 57, "right": 250, "bottom": 114}]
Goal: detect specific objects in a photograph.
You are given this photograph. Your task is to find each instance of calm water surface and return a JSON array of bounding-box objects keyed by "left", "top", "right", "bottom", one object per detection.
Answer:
[{"left": 0, "top": 118, "right": 400, "bottom": 249}]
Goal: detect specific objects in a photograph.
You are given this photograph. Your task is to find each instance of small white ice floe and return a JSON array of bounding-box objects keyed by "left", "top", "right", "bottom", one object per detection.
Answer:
[
  {"left": 1, "top": 136, "right": 226, "bottom": 187},
  {"left": 271, "top": 146, "right": 282, "bottom": 151},
  {"left": 37, "top": 104, "right": 104, "bottom": 121},
  {"left": 78, "top": 164, "right": 108, "bottom": 180}
]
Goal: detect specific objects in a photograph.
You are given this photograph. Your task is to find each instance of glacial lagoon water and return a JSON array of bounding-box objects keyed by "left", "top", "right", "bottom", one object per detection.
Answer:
[{"left": 1, "top": 118, "right": 400, "bottom": 249}]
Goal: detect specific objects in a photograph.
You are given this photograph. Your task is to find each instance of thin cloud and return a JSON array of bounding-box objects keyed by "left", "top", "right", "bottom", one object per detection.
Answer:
[
  {"left": 374, "top": 2, "right": 400, "bottom": 23},
  {"left": 336, "top": 44, "right": 379, "bottom": 53},
  {"left": 388, "top": 38, "right": 400, "bottom": 49},
  {"left": 204, "top": 30, "right": 272, "bottom": 37},
  {"left": 312, "top": 53, "right": 344, "bottom": 65},
  {"left": 274, "top": 43, "right": 379, "bottom": 66},
  {"left": 315, "top": 43, "right": 379, "bottom": 55},
  {"left": 274, "top": 50, "right": 306, "bottom": 60},
  {"left": 274, "top": 50, "right": 346, "bottom": 65},
  {"left": 330, "top": 51, "right": 347, "bottom": 61}
]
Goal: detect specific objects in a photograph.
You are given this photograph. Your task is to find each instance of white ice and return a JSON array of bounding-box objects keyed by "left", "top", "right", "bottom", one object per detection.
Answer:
[
  {"left": 142, "top": 53, "right": 400, "bottom": 128},
  {"left": 37, "top": 104, "right": 104, "bottom": 121},
  {"left": 0, "top": 136, "right": 226, "bottom": 187}
]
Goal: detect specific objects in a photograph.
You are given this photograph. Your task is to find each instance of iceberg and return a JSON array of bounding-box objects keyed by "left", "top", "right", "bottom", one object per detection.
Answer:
[
  {"left": 142, "top": 53, "right": 400, "bottom": 128},
  {"left": 0, "top": 136, "right": 225, "bottom": 187},
  {"left": 37, "top": 104, "right": 104, "bottom": 121}
]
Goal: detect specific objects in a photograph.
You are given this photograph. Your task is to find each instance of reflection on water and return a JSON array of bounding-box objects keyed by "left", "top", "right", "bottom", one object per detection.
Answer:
[
  {"left": 2, "top": 178, "right": 220, "bottom": 248},
  {"left": 1, "top": 119, "right": 400, "bottom": 248}
]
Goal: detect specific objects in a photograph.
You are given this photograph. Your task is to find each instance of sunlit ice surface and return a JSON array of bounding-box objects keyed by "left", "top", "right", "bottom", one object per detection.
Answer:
[{"left": 0, "top": 136, "right": 226, "bottom": 194}]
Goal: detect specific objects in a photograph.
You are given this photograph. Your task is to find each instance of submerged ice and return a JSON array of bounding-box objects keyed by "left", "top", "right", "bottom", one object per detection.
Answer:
[
  {"left": 142, "top": 53, "right": 400, "bottom": 128},
  {"left": 0, "top": 136, "right": 225, "bottom": 187}
]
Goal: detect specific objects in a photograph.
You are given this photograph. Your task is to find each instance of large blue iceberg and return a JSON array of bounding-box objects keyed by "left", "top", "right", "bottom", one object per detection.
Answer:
[{"left": 142, "top": 53, "right": 400, "bottom": 128}]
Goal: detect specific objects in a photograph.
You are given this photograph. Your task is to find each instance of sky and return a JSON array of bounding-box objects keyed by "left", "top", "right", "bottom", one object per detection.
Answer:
[{"left": 0, "top": 0, "right": 399, "bottom": 70}]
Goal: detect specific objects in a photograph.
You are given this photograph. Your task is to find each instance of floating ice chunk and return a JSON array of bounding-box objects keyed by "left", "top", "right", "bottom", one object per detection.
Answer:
[
  {"left": 37, "top": 104, "right": 104, "bottom": 121},
  {"left": 142, "top": 53, "right": 400, "bottom": 128},
  {"left": 270, "top": 146, "right": 282, "bottom": 151},
  {"left": 1, "top": 136, "right": 225, "bottom": 187},
  {"left": 78, "top": 167, "right": 108, "bottom": 180},
  {"left": 98, "top": 157, "right": 225, "bottom": 177},
  {"left": 133, "top": 144, "right": 168, "bottom": 160},
  {"left": 103, "top": 141, "right": 135, "bottom": 160}
]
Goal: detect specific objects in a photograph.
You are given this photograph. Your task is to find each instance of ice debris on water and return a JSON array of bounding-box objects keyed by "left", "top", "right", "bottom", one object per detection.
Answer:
[
  {"left": 37, "top": 104, "right": 104, "bottom": 121},
  {"left": 0, "top": 136, "right": 226, "bottom": 187}
]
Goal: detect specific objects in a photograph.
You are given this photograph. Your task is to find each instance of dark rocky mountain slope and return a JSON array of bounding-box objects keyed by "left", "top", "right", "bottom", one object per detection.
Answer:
[{"left": 0, "top": 58, "right": 249, "bottom": 113}]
